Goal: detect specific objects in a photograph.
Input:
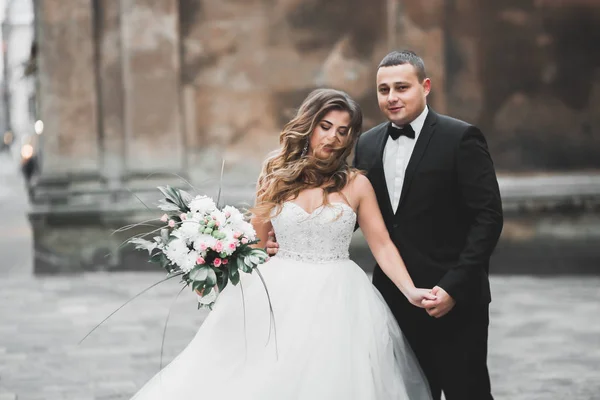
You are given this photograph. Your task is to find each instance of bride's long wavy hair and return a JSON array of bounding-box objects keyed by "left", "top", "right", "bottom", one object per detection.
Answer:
[{"left": 253, "top": 88, "right": 363, "bottom": 220}]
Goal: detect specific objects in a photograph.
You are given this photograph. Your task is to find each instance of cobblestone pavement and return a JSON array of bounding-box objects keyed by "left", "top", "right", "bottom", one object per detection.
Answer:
[
  {"left": 1, "top": 154, "right": 599, "bottom": 399},
  {"left": 0, "top": 272, "right": 599, "bottom": 400}
]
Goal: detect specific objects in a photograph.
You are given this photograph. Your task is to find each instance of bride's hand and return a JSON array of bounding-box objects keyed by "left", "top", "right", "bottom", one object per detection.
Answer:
[{"left": 406, "top": 288, "right": 437, "bottom": 308}]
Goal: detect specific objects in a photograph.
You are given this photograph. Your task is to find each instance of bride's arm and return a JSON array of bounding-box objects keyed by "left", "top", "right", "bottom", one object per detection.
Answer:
[
  {"left": 250, "top": 174, "right": 273, "bottom": 249},
  {"left": 251, "top": 215, "right": 272, "bottom": 249},
  {"left": 353, "top": 174, "right": 435, "bottom": 307}
]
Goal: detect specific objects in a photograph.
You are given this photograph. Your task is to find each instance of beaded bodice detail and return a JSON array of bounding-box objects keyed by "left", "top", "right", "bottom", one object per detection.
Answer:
[{"left": 271, "top": 202, "right": 357, "bottom": 263}]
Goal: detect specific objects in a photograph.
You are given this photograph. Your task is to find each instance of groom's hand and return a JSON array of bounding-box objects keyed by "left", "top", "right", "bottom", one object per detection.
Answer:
[
  {"left": 421, "top": 286, "right": 456, "bottom": 318},
  {"left": 265, "top": 230, "right": 279, "bottom": 256}
]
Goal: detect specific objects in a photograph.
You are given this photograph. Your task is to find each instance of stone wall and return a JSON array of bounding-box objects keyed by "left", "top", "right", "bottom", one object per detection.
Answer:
[
  {"left": 36, "top": 0, "right": 600, "bottom": 182},
  {"left": 175, "top": 0, "right": 600, "bottom": 177},
  {"left": 30, "top": 0, "right": 600, "bottom": 273},
  {"left": 443, "top": 0, "right": 600, "bottom": 171}
]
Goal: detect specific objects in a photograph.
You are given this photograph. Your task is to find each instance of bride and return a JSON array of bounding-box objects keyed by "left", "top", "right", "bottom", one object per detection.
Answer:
[{"left": 131, "top": 89, "right": 434, "bottom": 399}]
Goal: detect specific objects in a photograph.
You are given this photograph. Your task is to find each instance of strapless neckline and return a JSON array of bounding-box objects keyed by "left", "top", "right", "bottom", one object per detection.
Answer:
[{"left": 283, "top": 201, "right": 356, "bottom": 217}]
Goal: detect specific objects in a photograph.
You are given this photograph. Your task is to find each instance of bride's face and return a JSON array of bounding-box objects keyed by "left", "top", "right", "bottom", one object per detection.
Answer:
[{"left": 308, "top": 110, "right": 351, "bottom": 160}]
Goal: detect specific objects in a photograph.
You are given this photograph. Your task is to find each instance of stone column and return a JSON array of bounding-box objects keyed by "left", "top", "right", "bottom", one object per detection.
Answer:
[
  {"left": 36, "top": 0, "right": 100, "bottom": 175},
  {"left": 29, "top": 0, "right": 186, "bottom": 274},
  {"left": 97, "top": 0, "right": 126, "bottom": 186},
  {"left": 120, "top": 0, "right": 184, "bottom": 174}
]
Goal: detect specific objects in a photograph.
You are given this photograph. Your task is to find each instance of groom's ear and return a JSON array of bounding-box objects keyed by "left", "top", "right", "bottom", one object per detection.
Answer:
[{"left": 422, "top": 78, "right": 431, "bottom": 96}]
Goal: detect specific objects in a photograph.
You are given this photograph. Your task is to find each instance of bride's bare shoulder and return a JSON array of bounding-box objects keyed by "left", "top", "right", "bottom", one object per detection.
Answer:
[
  {"left": 350, "top": 171, "right": 371, "bottom": 188},
  {"left": 346, "top": 172, "right": 374, "bottom": 197}
]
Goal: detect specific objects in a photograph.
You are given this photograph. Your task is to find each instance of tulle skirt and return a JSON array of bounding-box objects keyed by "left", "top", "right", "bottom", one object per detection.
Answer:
[{"left": 131, "top": 256, "right": 431, "bottom": 399}]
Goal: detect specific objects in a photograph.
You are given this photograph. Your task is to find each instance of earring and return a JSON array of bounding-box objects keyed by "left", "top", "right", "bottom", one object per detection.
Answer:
[{"left": 301, "top": 139, "right": 309, "bottom": 157}]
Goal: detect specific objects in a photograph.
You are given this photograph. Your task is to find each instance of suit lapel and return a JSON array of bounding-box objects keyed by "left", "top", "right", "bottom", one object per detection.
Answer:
[
  {"left": 370, "top": 123, "right": 394, "bottom": 219},
  {"left": 396, "top": 110, "right": 438, "bottom": 213}
]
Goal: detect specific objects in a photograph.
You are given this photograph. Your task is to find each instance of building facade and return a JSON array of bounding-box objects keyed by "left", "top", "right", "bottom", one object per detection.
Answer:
[{"left": 29, "top": 0, "right": 600, "bottom": 273}]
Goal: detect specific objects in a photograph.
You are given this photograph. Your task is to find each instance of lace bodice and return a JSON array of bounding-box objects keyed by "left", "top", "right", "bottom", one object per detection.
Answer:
[{"left": 271, "top": 202, "right": 357, "bottom": 263}]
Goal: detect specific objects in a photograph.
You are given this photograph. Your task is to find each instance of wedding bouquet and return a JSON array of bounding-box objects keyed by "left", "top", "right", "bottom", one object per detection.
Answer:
[{"left": 129, "top": 186, "right": 269, "bottom": 309}]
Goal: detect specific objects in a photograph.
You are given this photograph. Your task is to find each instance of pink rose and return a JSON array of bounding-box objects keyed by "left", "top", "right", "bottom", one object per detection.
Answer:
[
  {"left": 241, "top": 238, "right": 248, "bottom": 244},
  {"left": 225, "top": 211, "right": 231, "bottom": 218},
  {"left": 222, "top": 259, "right": 229, "bottom": 265},
  {"left": 233, "top": 232, "right": 241, "bottom": 239},
  {"left": 215, "top": 221, "right": 220, "bottom": 227},
  {"left": 160, "top": 214, "right": 168, "bottom": 223},
  {"left": 228, "top": 242, "right": 237, "bottom": 251},
  {"left": 168, "top": 220, "right": 176, "bottom": 228},
  {"left": 213, "top": 258, "right": 222, "bottom": 267},
  {"left": 199, "top": 243, "right": 207, "bottom": 251},
  {"left": 180, "top": 213, "right": 187, "bottom": 220},
  {"left": 196, "top": 256, "right": 205, "bottom": 265},
  {"left": 214, "top": 241, "right": 224, "bottom": 252}
]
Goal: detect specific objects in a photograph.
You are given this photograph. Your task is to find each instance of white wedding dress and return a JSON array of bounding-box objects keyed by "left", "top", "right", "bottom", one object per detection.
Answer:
[{"left": 131, "top": 202, "right": 432, "bottom": 399}]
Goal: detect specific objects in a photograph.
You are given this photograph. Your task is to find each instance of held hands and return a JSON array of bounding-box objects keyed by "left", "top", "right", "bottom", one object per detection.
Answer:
[
  {"left": 406, "top": 287, "right": 438, "bottom": 308},
  {"left": 421, "top": 286, "right": 456, "bottom": 318}
]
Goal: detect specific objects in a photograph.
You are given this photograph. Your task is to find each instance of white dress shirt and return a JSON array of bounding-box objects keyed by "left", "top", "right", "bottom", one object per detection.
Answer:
[{"left": 383, "top": 106, "right": 429, "bottom": 213}]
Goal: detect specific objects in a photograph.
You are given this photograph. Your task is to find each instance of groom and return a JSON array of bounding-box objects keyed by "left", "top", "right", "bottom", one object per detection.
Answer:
[
  {"left": 353, "top": 50, "right": 503, "bottom": 399},
  {"left": 268, "top": 50, "right": 503, "bottom": 399}
]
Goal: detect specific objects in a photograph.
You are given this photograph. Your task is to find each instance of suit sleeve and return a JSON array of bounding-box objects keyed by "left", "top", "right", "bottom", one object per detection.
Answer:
[{"left": 437, "top": 126, "right": 503, "bottom": 304}]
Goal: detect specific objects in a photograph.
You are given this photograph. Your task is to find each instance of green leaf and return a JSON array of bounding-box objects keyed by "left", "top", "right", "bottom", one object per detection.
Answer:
[
  {"left": 249, "top": 248, "right": 268, "bottom": 264},
  {"left": 236, "top": 257, "right": 249, "bottom": 274},
  {"left": 217, "top": 270, "right": 229, "bottom": 291},
  {"left": 157, "top": 186, "right": 189, "bottom": 212},
  {"left": 149, "top": 252, "right": 162, "bottom": 264},
  {"left": 188, "top": 266, "right": 208, "bottom": 282},
  {"left": 160, "top": 228, "right": 170, "bottom": 243},
  {"left": 172, "top": 187, "right": 190, "bottom": 211},
  {"left": 160, "top": 254, "right": 170, "bottom": 268},
  {"left": 240, "top": 257, "right": 252, "bottom": 273},
  {"left": 229, "top": 268, "right": 240, "bottom": 286},
  {"left": 179, "top": 189, "right": 193, "bottom": 206},
  {"left": 250, "top": 248, "right": 268, "bottom": 257},
  {"left": 157, "top": 186, "right": 178, "bottom": 204},
  {"left": 206, "top": 268, "right": 217, "bottom": 286}
]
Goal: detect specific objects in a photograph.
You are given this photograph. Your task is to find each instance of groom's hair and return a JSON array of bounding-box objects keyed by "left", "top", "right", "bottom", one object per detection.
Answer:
[{"left": 378, "top": 50, "right": 427, "bottom": 82}]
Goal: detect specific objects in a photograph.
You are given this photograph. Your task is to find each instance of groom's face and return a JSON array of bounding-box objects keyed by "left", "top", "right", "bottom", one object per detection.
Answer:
[{"left": 376, "top": 64, "right": 430, "bottom": 126}]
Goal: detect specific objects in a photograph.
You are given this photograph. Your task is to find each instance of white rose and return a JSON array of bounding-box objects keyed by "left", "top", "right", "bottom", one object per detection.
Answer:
[
  {"left": 209, "top": 210, "right": 227, "bottom": 228},
  {"left": 193, "top": 234, "right": 217, "bottom": 253},
  {"left": 189, "top": 196, "right": 216, "bottom": 215},
  {"left": 231, "top": 220, "right": 256, "bottom": 241},
  {"left": 221, "top": 230, "right": 238, "bottom": 256},
  {"left": 180, "top": 250, "right": 199, "bottom": 273},
  {"left": 173, "top": 220, "right": 201, "bottom": 243},
  {"left": 164, "top": 238, "right": 189, "bottom": 267},
  {"left": 224, "top": 206, "right": 245, "bottom": 225}
]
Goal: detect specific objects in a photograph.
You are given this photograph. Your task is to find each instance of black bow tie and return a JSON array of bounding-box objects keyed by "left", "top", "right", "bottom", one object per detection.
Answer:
[{"left": 388, "top": 123, "right": 415, "bottom": 140}]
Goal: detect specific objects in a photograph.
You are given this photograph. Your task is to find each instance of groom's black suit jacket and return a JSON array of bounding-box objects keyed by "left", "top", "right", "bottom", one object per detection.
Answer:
[{"left": 354, "top": 109, "right": 503, "bottom": 315}]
